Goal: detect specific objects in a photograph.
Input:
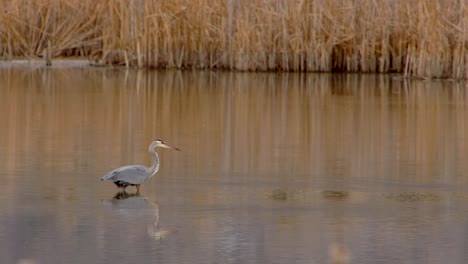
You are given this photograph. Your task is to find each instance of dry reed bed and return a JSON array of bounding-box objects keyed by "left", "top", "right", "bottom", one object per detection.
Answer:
[{"left": 0, "top": 0, "right": 466, "bottom": 79}]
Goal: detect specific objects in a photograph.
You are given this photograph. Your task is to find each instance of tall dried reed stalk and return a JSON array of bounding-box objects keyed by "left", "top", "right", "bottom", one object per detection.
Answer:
[{"left": 0, "top": 0, "right": 466, "bottom": 79}]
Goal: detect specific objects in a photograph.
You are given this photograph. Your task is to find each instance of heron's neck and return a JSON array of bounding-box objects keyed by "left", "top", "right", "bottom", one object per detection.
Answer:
[{"left": 148, "top": 148, "right": 160, "bottom": 177}]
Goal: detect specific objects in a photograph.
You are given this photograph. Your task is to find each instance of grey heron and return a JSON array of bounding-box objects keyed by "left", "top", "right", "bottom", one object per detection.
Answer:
[{"left": 101, "top": 139, "right": 180, "bottom": 193}]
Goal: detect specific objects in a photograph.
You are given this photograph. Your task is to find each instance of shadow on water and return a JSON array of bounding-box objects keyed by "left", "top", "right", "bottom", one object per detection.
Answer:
[
  {"left": 384, "top": 192, "right": 440, "bottom": 203},
  {"left": 322, "top": 190, "right": 350, "bottom": 201},
  {"left": 101, "top": 191, "right": 176, "bottom": 240}
]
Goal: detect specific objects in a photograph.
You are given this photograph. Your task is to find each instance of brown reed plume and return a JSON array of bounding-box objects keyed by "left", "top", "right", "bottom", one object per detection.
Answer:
[{"left": 0, "top": 0, "right": 466, "bottom": 79}]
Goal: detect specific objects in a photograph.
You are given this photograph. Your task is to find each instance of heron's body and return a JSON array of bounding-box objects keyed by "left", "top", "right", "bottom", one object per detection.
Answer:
[
  {"left": 101, "top": 139, "right": 180, "bottom": 192},
  {"left": 103, "top": 165, "right": 149, "bottom": 188}
]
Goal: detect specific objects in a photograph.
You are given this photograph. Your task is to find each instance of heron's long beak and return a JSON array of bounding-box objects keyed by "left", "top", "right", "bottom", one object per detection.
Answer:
[{"left": 162, "top": 143, "right": 181, "bottom": 151}]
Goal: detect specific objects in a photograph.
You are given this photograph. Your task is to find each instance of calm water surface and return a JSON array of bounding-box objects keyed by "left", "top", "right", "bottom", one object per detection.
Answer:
[{"left": 1, "top": 67, "right": 468, "bottom": 263}]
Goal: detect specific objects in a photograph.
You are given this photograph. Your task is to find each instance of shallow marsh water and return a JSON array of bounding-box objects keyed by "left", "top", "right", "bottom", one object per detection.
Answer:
[{"left": 0, "top": 67, "right": 468, "bottom": 263}]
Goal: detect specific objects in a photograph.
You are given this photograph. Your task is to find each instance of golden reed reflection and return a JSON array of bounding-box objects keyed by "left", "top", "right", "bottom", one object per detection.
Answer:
[
  {"left": 1, "top": 69, "right": 468, "bottom": 263},
  {"left": 0, "top": 69, "right": 467, "bottom": 198}
]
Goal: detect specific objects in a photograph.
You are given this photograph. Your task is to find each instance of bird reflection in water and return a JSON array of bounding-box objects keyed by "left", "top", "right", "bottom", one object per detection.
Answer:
[
  {"left": 147, "top": 202, "right": 177, "bottom": 240},
  {"left": 102, "top": 191, "right": 176, "bottom": 240},
  {"left": 112, "top": 190, "right": 140, "bottom": 200}
]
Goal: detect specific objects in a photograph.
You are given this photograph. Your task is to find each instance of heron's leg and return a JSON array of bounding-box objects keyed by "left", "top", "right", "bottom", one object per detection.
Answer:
[{"left": 136, "top": 185, "right": 141, "bottom": 194}]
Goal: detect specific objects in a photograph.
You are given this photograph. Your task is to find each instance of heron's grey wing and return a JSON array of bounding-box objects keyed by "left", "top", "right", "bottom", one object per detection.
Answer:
[{"left": 107, "top": 165, "right": 149, "bottom": 185}]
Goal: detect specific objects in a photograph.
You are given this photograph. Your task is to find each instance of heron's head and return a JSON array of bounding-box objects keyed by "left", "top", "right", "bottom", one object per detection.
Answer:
[{"left": 152, "top": 139, "right": 181, "bottom": 151}]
